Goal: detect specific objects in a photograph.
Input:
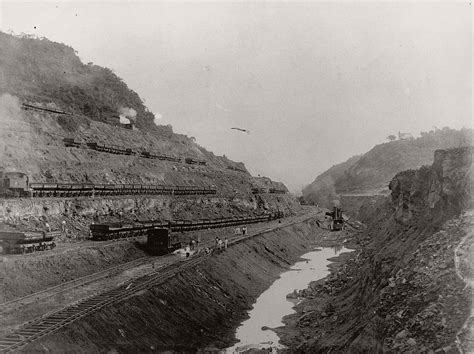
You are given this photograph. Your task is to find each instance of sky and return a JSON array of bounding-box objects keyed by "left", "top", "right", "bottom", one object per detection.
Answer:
[{"left": 0, "top": 1, "right": 471, "bottom": 193}]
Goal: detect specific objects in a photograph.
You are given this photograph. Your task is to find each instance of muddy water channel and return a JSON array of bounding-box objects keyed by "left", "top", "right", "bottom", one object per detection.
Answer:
[{"left": 227, "top": 246, "right": 349, "bottom": 352}]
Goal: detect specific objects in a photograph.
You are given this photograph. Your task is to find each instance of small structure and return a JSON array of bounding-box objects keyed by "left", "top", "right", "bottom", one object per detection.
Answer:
[
  {"left": 398, "top": 131, "right": 414, "bottom": 140},
  {"left": 0, "top": 171, "right": 30, "bottom": 197}
]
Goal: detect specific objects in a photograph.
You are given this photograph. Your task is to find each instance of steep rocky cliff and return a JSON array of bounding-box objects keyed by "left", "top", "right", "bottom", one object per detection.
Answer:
[{"left": 284, "top": 147, "right": 472, "bottom": 352}]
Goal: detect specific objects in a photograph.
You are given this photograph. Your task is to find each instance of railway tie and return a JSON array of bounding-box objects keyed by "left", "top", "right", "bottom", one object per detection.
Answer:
[{"left": 0, "top": 255, "right": 206, "bottom": 352}]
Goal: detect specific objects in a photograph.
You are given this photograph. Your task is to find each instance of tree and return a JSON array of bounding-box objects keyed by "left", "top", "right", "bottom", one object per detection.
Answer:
[{"left": 387, "top": 135, "right": 396, "bottom": 142}]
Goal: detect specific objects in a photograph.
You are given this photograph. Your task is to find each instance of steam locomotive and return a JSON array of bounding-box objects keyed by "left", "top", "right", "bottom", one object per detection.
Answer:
[{"left": 0, "top": 168, "right": 30, "bottom": 197}]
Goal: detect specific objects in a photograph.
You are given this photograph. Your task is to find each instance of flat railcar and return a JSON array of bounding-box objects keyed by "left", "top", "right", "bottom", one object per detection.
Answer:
[
  {"left": 24, "top": 182, "right": 216, "bottom": 198},
  {"left": 0, "top": 230, "right": 60, "bottom": 254},
  {"left": 89, "top": 213, "right": 283, "bottom": 242}
]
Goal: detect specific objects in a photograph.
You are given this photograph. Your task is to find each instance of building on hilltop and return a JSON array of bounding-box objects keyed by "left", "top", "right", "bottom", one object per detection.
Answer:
[{"left": 398, "top": 131, "right": 414, "bottom": 140}]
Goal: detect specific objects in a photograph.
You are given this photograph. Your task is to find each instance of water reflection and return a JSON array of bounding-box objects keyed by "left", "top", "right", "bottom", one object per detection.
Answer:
[
  {"left": 332, "top": 243, "right": 343, "bottom": 254},
  {"left": 226, "top": 245, "right": 348, "bottom": 352}
]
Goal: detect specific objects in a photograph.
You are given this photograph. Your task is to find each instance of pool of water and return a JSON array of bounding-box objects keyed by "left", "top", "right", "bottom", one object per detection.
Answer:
[{"left": 226, "top": 245, "right": 349, "bottom": 352}]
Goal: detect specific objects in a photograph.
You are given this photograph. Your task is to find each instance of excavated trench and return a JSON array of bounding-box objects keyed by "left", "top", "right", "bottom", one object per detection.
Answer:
[{"left": 21, "top": 217, "right": 341, "bottom": 352}]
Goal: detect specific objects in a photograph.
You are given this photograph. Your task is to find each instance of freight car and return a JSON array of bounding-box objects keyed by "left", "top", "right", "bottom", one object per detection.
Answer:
[
  {"left": 89, "top": 212, "right": 283, "bottom": 241},
  {"left": 269, "top": 188, "right": 287, "bottom": 194},
  {"left": 140, "top": 151, "right": 182, "bottom": 163},
  {"left": 251, "top": 187, "right": 268, "bottom": 194},
  {"left": 0, "top": 229, "right": 60, "bottom": 254},
  {"left": 86, "top": 142, "right": 135, "bottom": 155},
  {"left": 227, "top": 166, "right": 247, "bottom": 173},
  {"left": 63, "top": 138, "right": 82, "bottom": 148},
  {"left": 63, "top": 137, "right": 184, "bottom": 162},
  {"left": 184, "top": 157, "right": 207, "bottom": 166}
]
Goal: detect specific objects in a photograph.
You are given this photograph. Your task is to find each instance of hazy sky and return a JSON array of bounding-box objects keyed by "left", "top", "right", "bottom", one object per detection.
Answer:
[{"left": 0, "top": 1, "right": 471, "bottom": 192}]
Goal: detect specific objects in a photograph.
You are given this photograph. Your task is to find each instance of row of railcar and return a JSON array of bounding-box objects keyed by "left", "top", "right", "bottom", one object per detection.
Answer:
[
  {"left": 269, "top": 188, "right": 287, "bottom": 194},
  {"left": 227, "top": 166, "right": 247, "bottom": 173},
  {"left": 251, "top": 187, "right": 287, "bottom": 194},
  {"left": 28, "top": 183, "right": 217, "bottom": 198},
  {"left": 90, "top": 212, "right": 284, "bottom": 241},
  {"left": 63, "top": 138, "right": 206, "bottom": 165},
  {"left": 0, "top": 230, "right": 61, "bottom": 254},
  {"left": 184, "top": 157, "right": 207, "bottom": 166}
]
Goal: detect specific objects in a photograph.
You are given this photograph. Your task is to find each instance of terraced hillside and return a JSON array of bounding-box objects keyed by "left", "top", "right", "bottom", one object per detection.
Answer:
[{"left": 0, "top": 32, "right": 298, "bottom": 237}]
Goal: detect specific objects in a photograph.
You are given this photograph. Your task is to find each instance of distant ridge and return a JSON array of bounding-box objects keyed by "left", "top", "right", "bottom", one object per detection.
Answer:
[{"left": 302, "top": 127, "right": 472, "bottom": 207}]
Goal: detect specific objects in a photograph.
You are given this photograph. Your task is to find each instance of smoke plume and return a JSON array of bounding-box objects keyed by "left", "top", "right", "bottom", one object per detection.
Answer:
[
  {"left": 0, "top": 93, "right": 21, "bottom": 119},
  {"left": 0, "top": 93, "right": 31, "bottom": 165},
  {"left": 118, "top": 106, "right": 137, "bottom": 124}
]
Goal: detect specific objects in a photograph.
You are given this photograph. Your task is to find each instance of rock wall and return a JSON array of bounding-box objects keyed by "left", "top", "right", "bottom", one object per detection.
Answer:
[
  {"left": 389, "top": 147, "right": 473, "bottom": 225},
  {"left": 340, "top": 194, "right": 386, "bottom": 220},
  {"left": 286, "top": 147, "right": 473, "bottom": 352}
]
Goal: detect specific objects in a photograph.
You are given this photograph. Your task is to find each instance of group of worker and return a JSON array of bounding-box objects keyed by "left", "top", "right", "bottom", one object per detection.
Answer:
[
  {"left": 233, "top": 226, "right": 248, "bottom": 235},
  {"left": 183, "top": 225, "right": 250, "bottom": 257},
  {"left": 215, "top": 236, "right": 228, "bottom": 250}
]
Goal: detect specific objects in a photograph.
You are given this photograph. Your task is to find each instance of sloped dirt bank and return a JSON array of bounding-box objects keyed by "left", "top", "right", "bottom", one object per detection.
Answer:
[
  {"left": 23, "top": 217, "right": 335, "bottom": 352},
  {"left": 0, "top": 241, "right": 148, "bottom": 303}
]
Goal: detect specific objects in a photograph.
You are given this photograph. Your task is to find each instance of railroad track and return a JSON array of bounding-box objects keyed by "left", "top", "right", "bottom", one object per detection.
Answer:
[
  {"left": 0, "top": 255, "right": 207, "bottom": 352},
  {"left": 0, "top": 257, "right": 154, "bottom": 316},
  {"left": 0, "top": 210, "right": 318, "bottom": 352}
]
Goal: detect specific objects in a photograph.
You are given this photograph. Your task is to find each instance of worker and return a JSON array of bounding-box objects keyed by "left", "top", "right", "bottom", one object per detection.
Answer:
[
  {"left": 242, "top": 226, "right": 247, "bottom": 235},
  {"left": 224, "top": 237, "right": 228, "bottom": 249},
  {"left": 61, "top": 220, "right": 66, "bottom": 232},
  {"left": 45, "top": 222, "right": 51, "bottom": 232}
]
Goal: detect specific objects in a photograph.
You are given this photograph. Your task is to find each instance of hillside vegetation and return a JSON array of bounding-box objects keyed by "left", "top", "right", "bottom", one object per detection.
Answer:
[
  {"left": 0, "top": 32, "right": 155, "bottom": 130},
  {"left": 303, "top": 128, "right": 472, "bottom": 207}
]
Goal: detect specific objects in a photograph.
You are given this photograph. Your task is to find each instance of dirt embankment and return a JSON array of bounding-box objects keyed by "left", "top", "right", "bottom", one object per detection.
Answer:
[
  {"left": 280, "top": 147, "right": 473, "bottom": 352},
  {"left": 0, "top": 242, "right": 148, "bottom": 303},
  {"left": 0, "top": 193, "right": 300, "bottom": 240},
  {"left": 22, "top": 217, "right": 330, "bottom": 352}
]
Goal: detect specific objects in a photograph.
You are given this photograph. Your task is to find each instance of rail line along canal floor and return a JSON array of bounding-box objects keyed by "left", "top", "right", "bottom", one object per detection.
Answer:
[{"left": 0, "top": 208, "right": 320, "bottom": 352}]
